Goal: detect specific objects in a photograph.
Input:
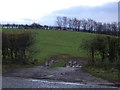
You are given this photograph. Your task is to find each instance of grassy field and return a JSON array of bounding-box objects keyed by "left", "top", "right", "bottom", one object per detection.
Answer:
[
  {"left": 3, "top": 29, "right": 96, "bottom": 64},
  {"left": 3, "top": 29, "right": 120, "bottom": 82}
]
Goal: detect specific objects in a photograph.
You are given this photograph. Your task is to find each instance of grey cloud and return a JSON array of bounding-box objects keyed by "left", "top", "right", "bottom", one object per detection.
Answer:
[
  {"left": 53, "top": 2, "right": 118, "bottom": 22},
  {"left": 20, "top": 2, "right": 118, "bottom": 25},
  {"left": 1, "top": 2, "right": 118, "bottom": 25},
  {"left": 39, "top": 2, "right": 118, "bottom": 25}
]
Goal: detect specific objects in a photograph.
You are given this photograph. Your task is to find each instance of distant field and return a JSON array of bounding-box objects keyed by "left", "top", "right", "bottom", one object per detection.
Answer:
[{"left": 3, "top": 29, "right": 96, "bottom": 64}]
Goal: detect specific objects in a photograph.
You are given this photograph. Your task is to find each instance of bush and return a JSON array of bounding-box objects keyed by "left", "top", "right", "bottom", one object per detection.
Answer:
[
  {"left": 82, "top": 35, "right": 120, "bottom": 82},
  {"left": 2, "top": 32, "right": 33, "bottom": 64},
  {"left": 82, "top": 35, "right": 120, "bottom": 65}
]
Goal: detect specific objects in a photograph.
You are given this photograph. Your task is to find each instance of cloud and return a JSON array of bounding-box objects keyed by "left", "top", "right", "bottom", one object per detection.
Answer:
[
  {"left": 0, "top": 0, "right": 118, "bottom": 25},
  {"left": 39, "top": 2, "right": 118, "bottom": 25}
]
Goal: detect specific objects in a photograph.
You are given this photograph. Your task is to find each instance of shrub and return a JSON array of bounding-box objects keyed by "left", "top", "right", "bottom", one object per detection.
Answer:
[
  {"left": 82, "top": 35, "right": 120, "bottom": 65},
  {"left": 2, "top": 32, "right": 33, "bottom": 64}
]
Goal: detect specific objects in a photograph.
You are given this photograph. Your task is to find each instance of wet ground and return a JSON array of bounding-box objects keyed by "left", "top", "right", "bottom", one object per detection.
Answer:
[
  {"left": 3, "top": 66, "right": 108, "bottom": 84},
  {"left": 3, "top": 65, "right": 119, "bottom": 89},
  {"left": 2, "top": 76, "right": 118, "bottom": 88}
]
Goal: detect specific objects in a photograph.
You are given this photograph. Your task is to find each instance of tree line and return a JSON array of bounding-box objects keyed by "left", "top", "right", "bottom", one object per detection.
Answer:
[
  {"left": 1, "top": 23, "right": 43, "bottom": 29},
  {"left": 56, "top": 16, "right": 120, "bottom": 36},
  {"left": 1, "top": 23, "right": 58, "bottom": 30},
  {"left": 1, "top": 16, "right": 120, "bottom": 36}
]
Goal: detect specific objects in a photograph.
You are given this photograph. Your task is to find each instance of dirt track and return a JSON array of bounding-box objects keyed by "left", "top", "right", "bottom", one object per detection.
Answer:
[{"left": 3, "top": 66, "right": 110, "bottom": 85}]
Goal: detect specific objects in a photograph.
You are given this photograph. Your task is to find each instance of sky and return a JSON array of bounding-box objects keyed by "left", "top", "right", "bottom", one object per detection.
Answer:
[{"left": 0, "top": 0, "right": 119, "bottom": 25}]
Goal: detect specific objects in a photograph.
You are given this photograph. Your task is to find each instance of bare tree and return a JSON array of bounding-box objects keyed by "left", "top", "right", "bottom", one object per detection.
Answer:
[
  {"left": 111, "top": 22, "right": 118, "bottom": 35},
  {"left": 56, "top": 16, "right": 63, "bottom": 29},
  {"left": 87, "top": 19, "right": 96, "bottom": 33},
  {"left": 62, "top": 16, "right": 68, "bottom": 30},
  {"left": 81, "top": 19, "right": 87, "bottom": 32},
  {"left": 68, "top": 18, "right": 74, "bottom": 31},
  {"left": 96, "top": 22, "right": 103, "bottom": 34}
]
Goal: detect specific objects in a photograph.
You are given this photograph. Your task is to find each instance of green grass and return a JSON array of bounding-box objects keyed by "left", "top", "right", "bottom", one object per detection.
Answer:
[
  {"left": 82, "top": 66, "right": 119, "bottom": 82},
  {"left": 3, "top": 29, "right": 97, "bottom": 64},
  {"left": 50, "top": 60, "right": 68, "bottom": 67},
  {"left": 2, "top": 63, "right": 38, "bottom": 72}
]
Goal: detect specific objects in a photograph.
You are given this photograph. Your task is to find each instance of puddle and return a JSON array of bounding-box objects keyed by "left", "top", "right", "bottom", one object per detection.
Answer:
[
  {"left": 30, "top": 79, "right": 85, "bottom": 86},
  {"left": 29, "top": 79, "right": 118, "bottom": 88}
]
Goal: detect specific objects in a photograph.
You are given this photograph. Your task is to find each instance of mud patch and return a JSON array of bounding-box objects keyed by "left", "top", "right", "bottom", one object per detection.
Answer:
[{"left": 44, "top": 54, "right": 87, "bottom": 67}]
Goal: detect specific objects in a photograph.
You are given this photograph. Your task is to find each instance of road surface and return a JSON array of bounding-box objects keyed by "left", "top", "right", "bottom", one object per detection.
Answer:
[{"left": 2, "top": 76, "right": 118, "bottom": 89}]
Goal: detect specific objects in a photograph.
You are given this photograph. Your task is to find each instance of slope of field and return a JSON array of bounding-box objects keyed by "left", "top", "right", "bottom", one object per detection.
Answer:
[{"left": 3, "top": 29, "right": 96, "bottom": 64}]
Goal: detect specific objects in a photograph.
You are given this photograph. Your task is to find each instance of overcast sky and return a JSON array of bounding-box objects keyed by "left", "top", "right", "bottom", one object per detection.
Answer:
[{"left": 0, "top": 0, "right": 119, "bottom": 25}]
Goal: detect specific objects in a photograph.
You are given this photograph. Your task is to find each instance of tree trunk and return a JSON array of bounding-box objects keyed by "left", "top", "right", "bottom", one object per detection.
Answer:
[
  {"left": 101, "top": 51, "right": 105, "bottom": 63},
  {"left": 91, "top": 48, "right": 95, "bottom": 64},
  {"left": 10, "top": 49, "right": 14, "bottom": 60}
]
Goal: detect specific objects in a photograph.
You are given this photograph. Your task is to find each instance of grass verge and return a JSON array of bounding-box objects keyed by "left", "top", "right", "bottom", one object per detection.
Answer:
[
  {"left": 82, "top": 66, "right": 120, "bottom": 82},
  {"left": 2, "top": 63, "right": 40, "bottom": 72}
]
